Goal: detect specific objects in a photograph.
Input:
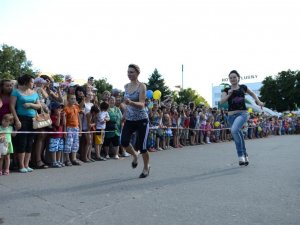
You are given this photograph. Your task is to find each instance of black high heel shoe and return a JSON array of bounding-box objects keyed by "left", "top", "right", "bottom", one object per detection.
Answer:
[
  {"left": 132, "top": 161, "right": 138, "bottom": 168},
  {"left": 139, "top": 166, "right": 151, "bottom": 178},
  {"left": 131, "top": 155, "right": 138, "bottom": 168}
]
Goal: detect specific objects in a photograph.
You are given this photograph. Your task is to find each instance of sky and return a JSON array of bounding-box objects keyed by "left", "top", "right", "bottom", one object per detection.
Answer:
[{"left": 1, "top": 0, "right": 300, "bottom": 105}]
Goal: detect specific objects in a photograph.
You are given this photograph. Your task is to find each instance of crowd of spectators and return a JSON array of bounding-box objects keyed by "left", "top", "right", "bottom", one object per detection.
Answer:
[{"left": 0, "top": 74, "right": 299, "bottom": 175}]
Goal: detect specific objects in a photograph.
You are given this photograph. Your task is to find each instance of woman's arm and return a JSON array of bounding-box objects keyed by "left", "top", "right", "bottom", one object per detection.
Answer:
[
  {"left": 55, "top": 112, "right": 61, "bottom": 127},
  {"left": 78, "top": 113, "right": 82, "bottom": 136},
  {"left": 46, "top": 86, "right": 63, "bottom": 103},
  {"left": 23, "top": 100, "right": 41, "bottom": 110},
  {"left": 220, "top": 89, "right": 233, "bottom": 105},
  {"left": 105, "top": 113, "right": 110, "bottom": 122},
  {"left": 40, "top": 87, "right": 49, "bottom": 99},
  {"left": 247, "top": 88, "right": 264, "bottom": 107},
  {"left": 10, "top": 96, "right": 21, "bottom": 130}
]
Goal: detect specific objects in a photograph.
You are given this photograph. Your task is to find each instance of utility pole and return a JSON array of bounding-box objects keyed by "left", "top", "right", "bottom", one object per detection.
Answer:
[{"left": 181, "top": 64, "right": 184, "bottom": 90}]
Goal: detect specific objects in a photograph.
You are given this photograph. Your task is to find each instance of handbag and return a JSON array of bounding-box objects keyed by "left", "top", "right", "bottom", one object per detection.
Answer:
[{"left": 32, "top": 105, "right": 52, "bottom": 129}]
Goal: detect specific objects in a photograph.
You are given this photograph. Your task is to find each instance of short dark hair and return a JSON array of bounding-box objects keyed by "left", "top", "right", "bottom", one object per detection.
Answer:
[
  {"left": 90, "top": 105, "right": 100, "bottom": 114},
  {"left": 17, "top": 74, "right": 33, "bottom": 86},
  {"left": 100, "top": 101, "right": 109, "bottom": 111},
  {"left": 228, "top": 70, "right": 240, "bottom": 78},
  {"left": 75, "top": 86, "right": 86, "bottom": 96},
  {"left": 0, "top": 79, "right": 12, "bottom": 94}
]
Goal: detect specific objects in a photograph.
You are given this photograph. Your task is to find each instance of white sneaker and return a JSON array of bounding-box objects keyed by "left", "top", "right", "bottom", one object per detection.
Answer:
[
  {"left": 121, "top": 152, "right": 130, "bottom": 157},
  {"left": 245, "top": 155, "right": 249, "bottom": 166},
  {"left": 106, "top": 155, "right": 110, "bottom": 159},
  {"left": 239, "top": 156, "right": 245, "bottom": 166}
]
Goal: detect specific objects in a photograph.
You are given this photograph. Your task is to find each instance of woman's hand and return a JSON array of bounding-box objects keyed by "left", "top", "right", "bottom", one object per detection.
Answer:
[
  {"left": 15, "top": 120, "right": 22, "bottom": 130},
  {"left": 0, "top": 134, "right": 5, "bottom": 143},
  {"left": 23, "top": 103, "right": 32, "bottom": 109},
  {"left": 256, "top": 100, "right": 265, "bottom": 108},
  {"left": 124, "top": 97, "right": 131, "bottom": 105}
]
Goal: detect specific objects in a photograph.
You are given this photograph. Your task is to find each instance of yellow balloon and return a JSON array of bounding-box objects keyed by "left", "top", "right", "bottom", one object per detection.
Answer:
[
  {"left": 248, "top": 108, "right": 253, "bottom": 113},
  {"left": 153, "top": 90, "right": 162, "bottom": 100},
  {"left": 214, "top": 121, "right": 220, "bottom": 127},
  {"left": 258, "top": 126, "right": 262, "bottom": 132}
]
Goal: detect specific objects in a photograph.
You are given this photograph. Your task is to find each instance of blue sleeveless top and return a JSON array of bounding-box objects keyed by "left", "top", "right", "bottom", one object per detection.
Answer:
[{"left": 124, "top": 84, "right": 148, "bottom": 121}]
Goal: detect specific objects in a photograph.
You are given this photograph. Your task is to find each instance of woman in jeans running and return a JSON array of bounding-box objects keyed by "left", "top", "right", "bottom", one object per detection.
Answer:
[{"left": 220, "top": 70, "right": 264, "bottom": 166}]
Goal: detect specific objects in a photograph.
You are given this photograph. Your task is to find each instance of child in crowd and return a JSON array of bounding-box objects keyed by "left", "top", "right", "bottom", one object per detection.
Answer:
[
  {"left": 151, "top": 105, "right": 164, "bottom": 151},
  {"left": 178, "top": 109, "right": 186, "bottom": 146},
  {"left": 64, "top": 94, "right": 82, "bottom": 166},
  {"left": 194, "top": 109, "right": 201, "bottom": 144},
  {"left": 49, "top": 102, "right": 65, "bottom": 168},
  {"left": 183, "top": 108, "right": 190, "bottom": 146},
  {"left": 0, "top": 114, "right": 15, "bottom": 175},
  {"left": 199, "top": 113, "right": 206, "bottom": 144},
  {"left": 95, "top": 101, "right": 110, "bottom": 160},
  {"left": 205, "top": 116, "right": 213, "bottom": 144},
  {"left": 162, "top": 113, "right": 172, "bottom": 149},
  {"left": 189, "top": 110, "right": 197, "bottom": 145},
  {"left": 213, "top": 120, "right": 222, "bottom": 142},
  {"left": 171, "top": 108, "right": 180, "bottom": 148}
]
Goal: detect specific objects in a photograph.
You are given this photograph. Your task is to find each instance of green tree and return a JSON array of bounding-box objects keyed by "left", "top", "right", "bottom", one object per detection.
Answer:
[
  {"left": 259, "top": 76, "right": 279, "bottom": 110},
  {"left": 0, "top": 44, "right": 34, "bottom": 79},
  {"left": 52, "top": 74, "right": 65, "bottom": 83},
  {"left": 147, "top": 68, "right": 171, "bottom": 99},
  {"left": 293, "top": 71, "right": 300, "bottom": 108},
  {"left": 260, "top": 70, "right": 299, "bottom": 111},
  {"left": 174, "top": 88, "right": 209, "bottom": 106},
  {"left": 94, "top": 78, "right": 113, "bottom": 96}
]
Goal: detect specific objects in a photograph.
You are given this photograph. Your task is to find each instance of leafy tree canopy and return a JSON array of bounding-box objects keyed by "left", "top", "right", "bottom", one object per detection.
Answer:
[
  {"left": 173, "top": 88, "right": 209, "bottom": 107},
  {"left": 94, "top": 78, "right": 113, "bottom": 95},
  {"left": 0, "top": 44, "right": 34, "bottom": 79},
  {"left": 52, "top": 74, "right": 65, "bottom": 83},
  {"left": 260, "top": 70, "right": 300, "bottom": 111}
]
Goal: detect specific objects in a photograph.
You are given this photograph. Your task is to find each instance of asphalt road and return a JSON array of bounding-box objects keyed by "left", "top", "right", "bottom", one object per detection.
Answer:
[{"left": 0, "top": 135, "right": 299, "bottom": 225}]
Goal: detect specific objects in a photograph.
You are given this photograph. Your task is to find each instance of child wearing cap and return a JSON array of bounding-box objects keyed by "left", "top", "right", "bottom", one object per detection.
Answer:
[{"left": 48, "top": 102, "right": 65, "bottom": 168}]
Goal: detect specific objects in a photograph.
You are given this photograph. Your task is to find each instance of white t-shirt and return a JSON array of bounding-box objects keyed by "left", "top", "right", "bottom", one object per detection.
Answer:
[{"left": 96, "top": 111, "right": 110, "bottom": 129}]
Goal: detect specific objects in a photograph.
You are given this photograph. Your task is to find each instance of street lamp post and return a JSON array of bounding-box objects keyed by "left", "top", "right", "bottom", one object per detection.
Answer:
[{"left": 181, "top": 64, "right": 184, "bottom": 90}]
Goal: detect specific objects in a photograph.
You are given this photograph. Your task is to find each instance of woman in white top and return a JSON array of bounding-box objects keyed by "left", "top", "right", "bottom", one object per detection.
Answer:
[{"left": 80, "top": 91, "right": 94, "bottom": 162}]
